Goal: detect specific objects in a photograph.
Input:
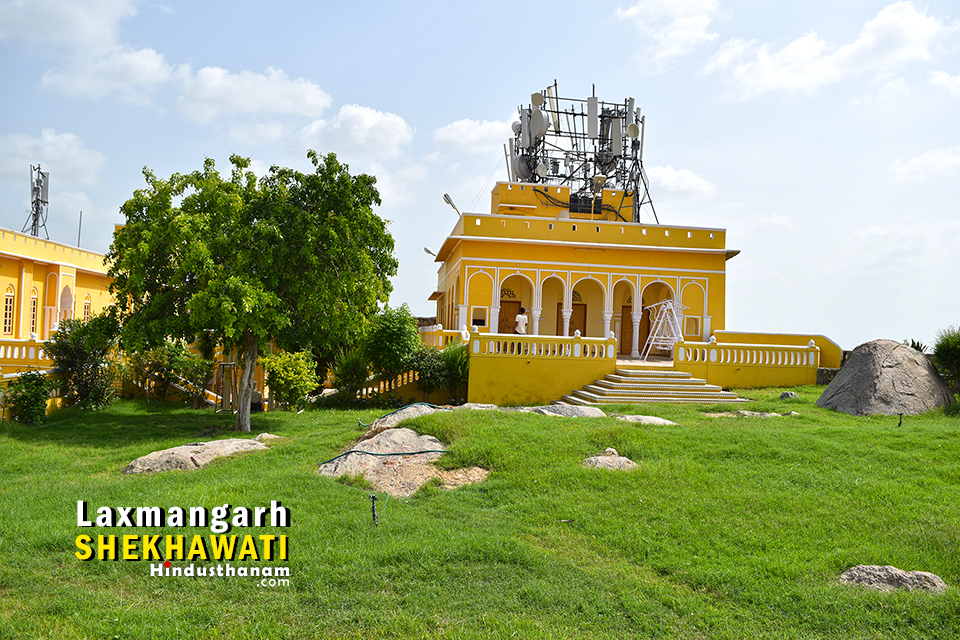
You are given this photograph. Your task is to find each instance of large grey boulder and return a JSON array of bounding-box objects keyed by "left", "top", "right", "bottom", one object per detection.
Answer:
[
  {"left": 123, "top": 434, "right": 276, "bottom": 474},
  {"left": 817, "top": 339, "right": 955, "bottom": 416},
  {"left": 838, "top": 565, "right": 948, "bottom": 593}
]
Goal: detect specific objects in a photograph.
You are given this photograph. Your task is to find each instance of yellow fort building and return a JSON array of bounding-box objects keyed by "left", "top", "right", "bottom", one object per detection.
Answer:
[{"left": 424, "top": 84, "right": 841, "bottom": 405}]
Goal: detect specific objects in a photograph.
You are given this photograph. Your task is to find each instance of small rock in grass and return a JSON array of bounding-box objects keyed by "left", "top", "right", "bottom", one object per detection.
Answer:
[
  {"left": 583, "top": 452, "right": 637, "bottom": 470},
  {"left": 780, "top": 391, "right": 800, "bottom": 400},
  {"left": 838, "top": 565, "right": 948, "bottom": 593},
  {"left": 617, "top": 415, "right": 678, "bottom": 426},
  {"left": 533, "top": 405, "right": 606, "bottom": 418}
]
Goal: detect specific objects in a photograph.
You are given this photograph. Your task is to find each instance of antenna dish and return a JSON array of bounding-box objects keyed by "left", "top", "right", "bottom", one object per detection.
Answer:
[
  {"left": 626, "top": 123, "right": 640, "bottom": 139},
  {"left": 531, "top": 92, "right": 545, "bottom": 107},
  {"left": 511, "top": 121, "right": 521, "bottom": 135}
]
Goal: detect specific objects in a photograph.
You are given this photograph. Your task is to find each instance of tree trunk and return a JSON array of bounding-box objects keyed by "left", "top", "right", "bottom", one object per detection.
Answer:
[{"left": 236, "top": 330, "right": 258, "bottom": 432}]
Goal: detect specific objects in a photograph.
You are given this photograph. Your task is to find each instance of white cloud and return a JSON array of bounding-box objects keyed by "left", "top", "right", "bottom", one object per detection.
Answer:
[
  {"left": 41, "top": 46, "right": 178, "bottom": 103},
  {"left": 617, "top": 0, "right": 719, "bottom": 70},
  {"left": 434, "top": 118, "right": 512, "bottom": 154},
  {"left": 176, "top": 67, "right": 332, "bottom": 123},
  {"left": 0, "top": 129, "right": 105, "bottom": 187},
  {"left": 705, "top": 2, "right": 944, "bottom": 99},
  {"left": 228, "top": 121, "right": 289, "bottom": 147},
  {"left": 890, "top": 146, "right": 960, "bottom": 181},
  {"left": 745, "top": 212, "right": 794, "bottom": 233},
  {"left": 298, "top": 104, "right": 414, "bottom": 163},
  {"left": 931, "top": 71, "right": 960, "bottom": 97},
  {"left": 366, "top": 162, "right": 430, "bottom": 208},
  {"left": 646, "top": 165, "right": 716, "bottom": 194},
  {"left": 0, "top": 0, "right": 138, "bottom": 51}
]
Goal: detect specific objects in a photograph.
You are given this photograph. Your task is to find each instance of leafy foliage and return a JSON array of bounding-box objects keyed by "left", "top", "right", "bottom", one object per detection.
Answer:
[
  {"left": 934, "top": 325, "right": 960, "bottom": 395},
  {"left": 330, "top": 349, "right": 369, "bottom": 404},
  {"left": 7, "top": 371, "right": 53, "bottom": 426},
  {"left": 363, "top": 304, "right": 421, "bottom": 380},
  {"left": 412, "top": 345, "right": 446, "bottom": 400},
  {"left": 440, "top": 343, "right": 470, "bottom": 402},
  {"left": 107, "top": 151, "right": 396, "bottom": 430},
  {"left": 122, "top": 341, "right": 214, "bottom": 407},
  {"left": 45, "top": 314, "right": 119, "bottom": 410},
  {"left": 262, "top": 350, "right": 319, "bottom": 410}
]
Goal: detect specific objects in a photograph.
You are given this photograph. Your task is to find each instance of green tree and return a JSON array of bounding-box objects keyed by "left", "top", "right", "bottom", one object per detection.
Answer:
[
  {"left": 107, "top": 151, "right": 396, "bottom": 431},
  {"left": 364, "top": 304, "right": 421, "bottom": 381},
  {"left": 45, "top": 313, "right": 119, "bottom": 409}
]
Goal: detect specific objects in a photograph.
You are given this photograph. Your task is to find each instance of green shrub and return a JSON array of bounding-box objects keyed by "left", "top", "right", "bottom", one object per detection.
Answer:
[
  {"left": 331, "top": 349, "right": 369, "bottom": 403},
  {"left": 45, "top": 313, "right": 119, "bottom": 410},
  {"left": 412, "top": 345, "right": 447, "bottom": 400},
  {"left": 934, "top": 325, "right": 960, "bottom": 395},
  {"left": 262, "top": 350, "right": 319, "bottom": 410},
  {"left": 7, "top": 371, "right": 52, "bottom": 426},
  {"left": 363, "top": 304, "right": 421, "bottom": 380},
  {"left": 440, "top": 343, "right": 470, "bottom": 402}
]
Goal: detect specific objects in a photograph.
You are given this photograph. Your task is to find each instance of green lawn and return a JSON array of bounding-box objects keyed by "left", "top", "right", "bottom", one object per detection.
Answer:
[{"left": 1, "top": 388, "right": 959, "bottom": 639}]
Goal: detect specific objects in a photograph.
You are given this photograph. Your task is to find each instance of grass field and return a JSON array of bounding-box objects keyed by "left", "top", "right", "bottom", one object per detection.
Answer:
[{"left": 1, "top": 387, "right": 959, "bottom": 639}]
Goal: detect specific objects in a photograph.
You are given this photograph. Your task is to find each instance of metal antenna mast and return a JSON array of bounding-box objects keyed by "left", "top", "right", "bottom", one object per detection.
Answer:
[{"left": 24, "top": 164, "right": 50, "bottom": 239}]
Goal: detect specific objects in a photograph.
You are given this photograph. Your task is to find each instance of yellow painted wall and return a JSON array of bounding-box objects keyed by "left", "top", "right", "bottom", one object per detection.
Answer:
[{"left": 467, "top": 332, "right": 617, "bottom": 405}]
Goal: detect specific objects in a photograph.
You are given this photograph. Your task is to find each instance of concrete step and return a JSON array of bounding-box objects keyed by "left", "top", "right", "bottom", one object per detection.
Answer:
[
  {"left": 561, "top": 392, "right": 747, "bottom": 405},
  {"left": 587, "top": 381, "right": 724, "bottom": 394},
  {"left": 554, "top": 364, "right": 748, "bottom": 406}
]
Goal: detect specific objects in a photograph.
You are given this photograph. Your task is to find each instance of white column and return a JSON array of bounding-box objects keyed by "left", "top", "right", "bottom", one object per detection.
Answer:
[
  {"left": 601, "top": 311, "right": 613, "bottom": 340},
  {"left": 489, "top": 305, "right": 501, "bottom": 334},
  {"left": 530, "top": 307, "right": 541, "bottom": 335},
  {"left": 561, "top": 308, "right": 572, "bottom": 337},
  {"left": 631, "top": 311, "right": 642, "bottom": 358},
  {"left": 703, "top": 315, "right": 712, "bottom": 339},
  {"left": 457, "top": 305, "right": 468, "bottom": 334}
]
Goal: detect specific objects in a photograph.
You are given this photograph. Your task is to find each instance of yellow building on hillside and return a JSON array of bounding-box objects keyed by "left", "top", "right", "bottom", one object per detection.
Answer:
[
  {"left": 430, "top": 83, "right": 736, "bottom": 358},
  {"left": 0, "top": 227, "right": 112, "bottom": 375},
  {"left": 431, "top": 182, "right": 736, "bottom": 357},
  {"left": 426, "top": 84, "right": 840, "bottom": 404}
]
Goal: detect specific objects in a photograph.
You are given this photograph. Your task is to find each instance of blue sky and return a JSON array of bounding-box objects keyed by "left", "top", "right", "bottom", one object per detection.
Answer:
[{"left": 1, "top": 0, "right": 958, "bottom": 350}]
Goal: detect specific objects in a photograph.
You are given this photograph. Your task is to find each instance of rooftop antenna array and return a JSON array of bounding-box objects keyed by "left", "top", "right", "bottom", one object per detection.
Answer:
[
  {"left": 504, "top": 81, "right": 658, "bottom": 224},
  {"left": 24, "top": 164, "right": 50, "bottom": 239}
]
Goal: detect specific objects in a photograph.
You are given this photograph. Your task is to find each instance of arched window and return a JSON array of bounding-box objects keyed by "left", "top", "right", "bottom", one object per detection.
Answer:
[
  {"left": 83, "top": 294, "right": 92, "bottom": 322},
  {"left": 3, "top": 285, "right": 14, "bottom": 335},
  {"left": 30, "top": 288, "right": 38, "bottom": 335}
]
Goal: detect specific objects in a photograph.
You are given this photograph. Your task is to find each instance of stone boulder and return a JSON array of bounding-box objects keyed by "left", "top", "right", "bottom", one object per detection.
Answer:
[
  {"left": 533, "top": 405, "right": 606, "bottom": 418},
  {"left": 817, "top": 339, "right": 955, "bottom": 416},
  {"left": 583, "top": 447, "right": 638, "bottom": 470},
  {"left": 123, "top": 433, "right": 277, "bottom": 474},
  {"left": 319, "top": 427, "right": 446, "bottom": 477},
  {"left": 318, "top": 427, "right": 488, "bottom": 498},
  {"left": 359, "top": 404, "right": 440, "bottom": 441},
  {"left": 838, "top": 565, "right": 948, "bottom": 593}
]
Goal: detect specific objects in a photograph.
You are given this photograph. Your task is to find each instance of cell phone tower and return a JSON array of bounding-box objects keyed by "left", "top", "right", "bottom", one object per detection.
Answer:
[{"left": 24, "top": 164, "right": 51, "bottom": 239}]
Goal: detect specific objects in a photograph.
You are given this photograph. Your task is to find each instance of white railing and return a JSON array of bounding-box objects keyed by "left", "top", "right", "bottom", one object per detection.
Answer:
[
  {"left": 674, "top": 336, "right": 819, "bottom": 388},
  {"left": 470, "top": 329, "right": 617, "bottom": 361},
  {"left": 419, "top": 324, "right": 467, "bottom": 348}
]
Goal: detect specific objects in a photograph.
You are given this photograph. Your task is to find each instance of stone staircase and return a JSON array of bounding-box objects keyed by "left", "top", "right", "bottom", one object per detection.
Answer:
[{"left": 556, "top": 366, "right": 747, "bottom": 405}]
